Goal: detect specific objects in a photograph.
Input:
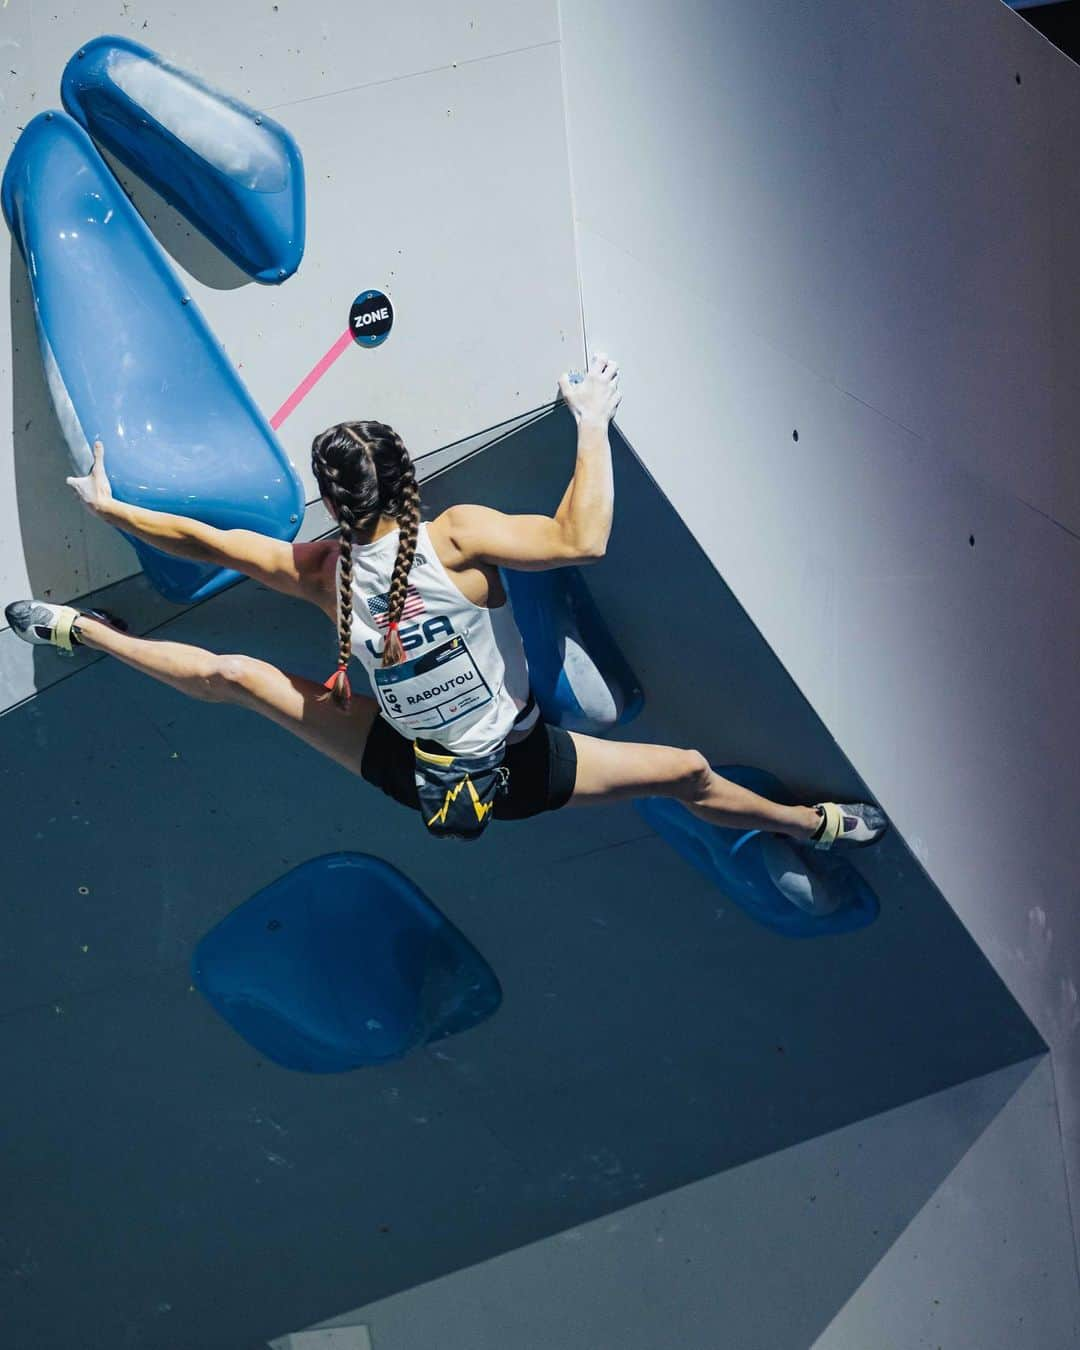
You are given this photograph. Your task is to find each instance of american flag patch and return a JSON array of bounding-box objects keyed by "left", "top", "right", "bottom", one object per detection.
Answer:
[{"left": 367, "top": 586, "right": 426, "bottom": 627}]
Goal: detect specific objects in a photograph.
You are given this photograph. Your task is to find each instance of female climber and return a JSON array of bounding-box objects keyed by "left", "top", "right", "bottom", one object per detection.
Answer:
[{"left": 6, "top": 352, "right": 888, "bottom": 846}]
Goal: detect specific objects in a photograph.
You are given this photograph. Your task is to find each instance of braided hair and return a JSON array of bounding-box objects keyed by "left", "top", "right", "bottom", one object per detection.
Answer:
[{"left": 310, "top": 420, "right": 421, "bottom": 708}]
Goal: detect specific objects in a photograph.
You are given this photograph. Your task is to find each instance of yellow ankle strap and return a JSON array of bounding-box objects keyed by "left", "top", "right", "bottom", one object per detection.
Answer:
[
  {"left": 53, "top": 606, "right": 79, "bottom": 654},
  {"left": 812, "top": 802, "right": 843, "bottom": 850}
]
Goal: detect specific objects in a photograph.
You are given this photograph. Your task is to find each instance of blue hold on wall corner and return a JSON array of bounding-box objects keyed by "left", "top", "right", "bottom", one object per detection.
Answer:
[
  {"left": 635, "top": 765, "right": 880, "bottom": 938},
  {"left": 191, "top": 853, "right": 503, "bottom": 1072},
  {"left": 503, "top": 565, "right": 643, "bottom": 734},
  {"left": 2, "top": 110, "right": 304, "bottom": 604},
  {"left": 61, "top": 35, "right": 305, "bottom": 283}
]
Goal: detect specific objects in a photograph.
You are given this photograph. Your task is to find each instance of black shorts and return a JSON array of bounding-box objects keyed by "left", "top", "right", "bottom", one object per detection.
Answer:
[{"left": 361, "top": 714, "right": 578, "bottom": 821}]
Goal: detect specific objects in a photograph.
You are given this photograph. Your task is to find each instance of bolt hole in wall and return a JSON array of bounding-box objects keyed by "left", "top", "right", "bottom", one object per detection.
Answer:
[{"left": 1008, "top": 0, "right": 1080, "bottom": 63}]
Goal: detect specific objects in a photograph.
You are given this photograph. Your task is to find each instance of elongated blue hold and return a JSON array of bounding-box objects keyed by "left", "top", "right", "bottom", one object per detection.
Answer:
[
  {"left": 503, "top": 566, "right": 643, "bottom": 733},
  {"left": 192, "top": 853, "right": 503, "bottom": 1072},
  {"left": 2, "top": 111, "right": 304, "bottom": 603},
  {"left": 635, "top": 765, "right": 880, "bottom": 938},
  {"left": 61, "top": 35, "right": 305, "bottom": 283}
]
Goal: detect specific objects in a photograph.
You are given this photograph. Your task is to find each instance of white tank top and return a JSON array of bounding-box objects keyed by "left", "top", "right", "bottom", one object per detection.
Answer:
[{"left": 340, "top": 521, "right": 537, "bottom": 755}]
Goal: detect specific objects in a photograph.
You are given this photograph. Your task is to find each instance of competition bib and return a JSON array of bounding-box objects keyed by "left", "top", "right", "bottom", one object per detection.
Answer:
[{"left": 374, "top": 634, "right": 495, "bottom": 733}]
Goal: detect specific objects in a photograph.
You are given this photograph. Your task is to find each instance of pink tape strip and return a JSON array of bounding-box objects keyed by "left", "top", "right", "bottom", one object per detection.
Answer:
[{"left": 270, "top": 328, "right": 354, "bottom": 430}]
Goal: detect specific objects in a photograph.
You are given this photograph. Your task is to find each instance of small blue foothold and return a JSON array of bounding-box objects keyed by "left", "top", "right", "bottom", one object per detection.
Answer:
[
  {"left": 635, "top": 765, "right": 880, "bottom": 938},
  {"left": 502, "top": 565, "right": 642, "bottom": 733}
]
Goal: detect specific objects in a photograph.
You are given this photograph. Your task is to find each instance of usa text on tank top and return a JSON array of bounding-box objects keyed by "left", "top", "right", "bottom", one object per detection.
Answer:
[{"left": 341, "top": 521, "right": 534, "bottom": 755}]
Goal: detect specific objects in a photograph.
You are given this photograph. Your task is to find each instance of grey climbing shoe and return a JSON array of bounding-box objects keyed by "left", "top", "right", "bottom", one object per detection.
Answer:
[
  {"left": 5, "top": 599, "right": 126, "bottom": 654},
  {"left": 809, "top": 801, "right": 889, "bottom": 850}
]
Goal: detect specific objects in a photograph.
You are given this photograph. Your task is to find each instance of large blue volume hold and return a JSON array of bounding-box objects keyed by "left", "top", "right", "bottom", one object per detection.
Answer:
[
  {"left": 61, "top": 36, "right": 305, "bottom": 283},
  {"left": 503, "top": 565, "right": 643, "bottom": 734},
  {"left": 2, "top": 111, "right": 304, "bottom": 603},
  {"left": 635, "top": 765, "right": 880, "bottom": 938},
  {"left": 191, "top": 853, "right": 503, "bottom": 1072}
]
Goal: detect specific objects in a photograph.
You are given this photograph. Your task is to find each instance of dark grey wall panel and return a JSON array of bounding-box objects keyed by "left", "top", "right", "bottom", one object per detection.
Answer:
[{"left": 0, "top": 416, "right": 1042, "bottom": 1349}]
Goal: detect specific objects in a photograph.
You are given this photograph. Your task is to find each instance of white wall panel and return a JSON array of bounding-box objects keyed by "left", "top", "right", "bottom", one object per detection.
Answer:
[
  {"left": 27, "top": 1, "right": 558, "bottom": 112},
  {"left": 831, "top": 2, "right": 1064, "bottom": 524},
  {"left": 181, "top": 40, "right": 580, "bottom": 503},
  {"left": 561, "top": 0, "right": 1080, "bottom": 1271},
  {"left": 560, "top": 0, "right": 1076, "bottom": 532},
  {"left": 554, "top": 0, "right": 845, "bottom": 384},
  {"left": 0, "top": 1, "right": 579, "bottom": 610}
]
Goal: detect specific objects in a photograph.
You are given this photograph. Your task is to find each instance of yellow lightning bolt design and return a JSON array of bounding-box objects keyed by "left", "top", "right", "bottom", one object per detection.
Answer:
[{"left": 426, "top": 774, "right": 494, "bottom": 829}]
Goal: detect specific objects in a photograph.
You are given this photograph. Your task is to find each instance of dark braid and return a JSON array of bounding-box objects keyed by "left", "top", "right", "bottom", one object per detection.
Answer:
[
  {"left": 310, "top": 421, "right": 422, "bottom": 705},
  {"left": 332, "top": 491, "right": 358, "bottom": 684},
  {"left": 381, "top": 431, "right": 421, "bottom": 667}
]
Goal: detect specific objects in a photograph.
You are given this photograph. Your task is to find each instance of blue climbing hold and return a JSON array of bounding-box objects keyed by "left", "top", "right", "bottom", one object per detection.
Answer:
[
  {"left": 634, "top": 765, "right": 880, "bottom": 938},
  {"left": 61, "top": 36, "right": 305, "bottom": 283},
  {"left": 503, "top": 565, "right": 643, "bottom": 734},
  {"left": 2, "top": 111, "right": 304, "bottom": 604},
  {"left": 191, "top": 853, "right": 503, "bottom": 1072}
]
